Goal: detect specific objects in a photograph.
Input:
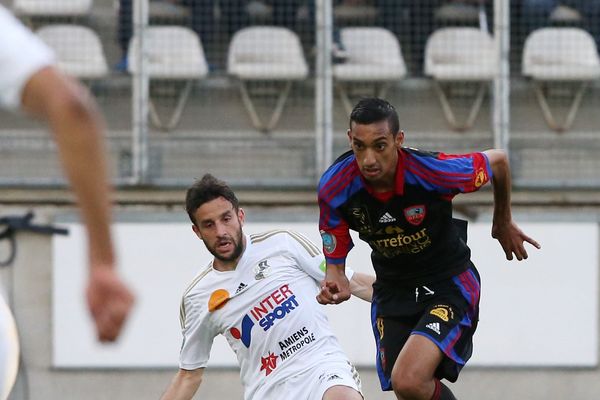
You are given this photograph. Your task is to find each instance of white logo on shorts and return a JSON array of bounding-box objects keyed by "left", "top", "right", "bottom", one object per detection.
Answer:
[{"left": 426, "top": 322, "right": 441, "bottom": 335}]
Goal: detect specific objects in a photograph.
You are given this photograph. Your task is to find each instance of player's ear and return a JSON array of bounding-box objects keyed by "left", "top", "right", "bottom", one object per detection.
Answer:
[
  {"left": 396, "top": 130, "right": 404, "bottom": 147},
  {"left": 191, "top": 224, "right": 202, "bottom": 240},
  {"left": 346, "top": 128, "right": 352, "bottom": 145},
  {"left": 238, "top": 208, "right": 245, "bottom": 226}
]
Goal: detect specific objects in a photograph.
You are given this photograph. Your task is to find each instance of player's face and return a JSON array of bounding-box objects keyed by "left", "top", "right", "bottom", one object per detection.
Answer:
[
  {"left": 192, "top": 197, "right": 246, "bottom": 267},
  {"left": 348, "top": 120, "right": 403, "bottom": 190}
]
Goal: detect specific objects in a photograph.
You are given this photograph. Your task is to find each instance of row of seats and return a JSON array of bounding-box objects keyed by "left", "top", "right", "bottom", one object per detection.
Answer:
[{"left": 35, "top": 24, "right": 600, "bottom": 132}]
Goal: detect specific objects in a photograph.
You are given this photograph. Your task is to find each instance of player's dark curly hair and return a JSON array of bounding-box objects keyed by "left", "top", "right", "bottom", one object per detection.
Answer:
[
  {"left": 185, "top": 174, "right": 240, "bottom": 225},
  {"left": 349, "top": 97, "right": 400, "bottom": 135}
]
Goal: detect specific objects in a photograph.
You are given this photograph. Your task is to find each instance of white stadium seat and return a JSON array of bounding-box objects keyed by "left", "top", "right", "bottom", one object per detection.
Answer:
[
  {"left": 522, "top": 28, "right": 600, "bottom": 132},
  {"left": 425, "top": 27, "right": 497, "bottom": 131},
  {"left": 14, "top": 0, "right": 92, "bottom": 17},
  {"left": 227, "top": 26, "right": 308, "bottom": 132},
  {"left": 36, "top": 24, "right": 108, "bottom": 80},
  {"left": 128, "top": 26, "right": 208, "bottom": 131},
  {"left": 333, "top": 27, "right": 406, "bottom": 114}
]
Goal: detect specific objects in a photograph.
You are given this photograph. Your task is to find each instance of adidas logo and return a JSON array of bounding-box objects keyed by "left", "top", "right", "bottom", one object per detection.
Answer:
[
  {"left": 235, "top": 282, "right": 247, "bottom": 294},
  {"left": 379, "top": 212, "right": 396, "bottom": 223},
  {"left": 426, "top": 322, "right": 440, "bottom": 335}
]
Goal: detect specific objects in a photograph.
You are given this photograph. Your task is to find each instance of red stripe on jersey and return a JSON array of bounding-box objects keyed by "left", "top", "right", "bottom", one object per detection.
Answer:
[
  {"left": 321, "top": 223, "right": 352, "bottom": 260},
  {"left": 439, "top": 152, "right": 491, "bottom": 191},
  {"left": 424, "top": 152, "right": 476, "bottom": 178},
  {"left": 407, "top": 159, "right": 473, "bottom": 182},
  {"left": 405, "top": 159, "right": 471, "bottom": 191},
  {"left": 320, "top": 162, "right": 359, "bottom": 203}
]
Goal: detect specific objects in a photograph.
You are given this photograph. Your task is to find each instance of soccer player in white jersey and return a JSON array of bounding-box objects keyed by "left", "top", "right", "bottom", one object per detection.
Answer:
[
  {"left": 160, "top": 174, "right": 374, "bottom": 400},
  {"left": 0, "top": 5, "right": 134, "bottom": 399}
]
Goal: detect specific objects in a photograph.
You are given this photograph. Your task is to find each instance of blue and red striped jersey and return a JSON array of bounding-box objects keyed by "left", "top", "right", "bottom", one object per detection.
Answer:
[{"left": 318, "top": 147, "right": 492, "bottom": 285}]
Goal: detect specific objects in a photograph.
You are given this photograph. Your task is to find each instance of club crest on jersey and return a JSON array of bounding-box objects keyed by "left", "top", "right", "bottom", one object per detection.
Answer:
[
  {"left": 474, "top": 168, "right": 487, "bottom": 188},
  {"left": 254, "top": 259, "right": 271, "bottom": 280},
  {"left": 404, "top": 205, "right": 426, "bottom": 226},
  {"left": 229, "top": 284, "right": 298, "bottom": 348}
]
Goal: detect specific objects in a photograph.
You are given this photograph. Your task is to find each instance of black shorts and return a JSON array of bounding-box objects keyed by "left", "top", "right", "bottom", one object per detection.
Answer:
[{"left": 370, "top": 264, "right": 480, "bottom": 390}]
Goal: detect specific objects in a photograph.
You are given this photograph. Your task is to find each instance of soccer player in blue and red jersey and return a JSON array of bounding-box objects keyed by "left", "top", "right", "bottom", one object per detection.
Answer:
[{"left": 316, "top": 98, "right": 541, "bottom": 400}]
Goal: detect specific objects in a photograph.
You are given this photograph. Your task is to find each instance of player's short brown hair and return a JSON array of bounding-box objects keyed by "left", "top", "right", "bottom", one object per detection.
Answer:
[{"left": 185, "top": 174, "right": 240, "bottom": 225}]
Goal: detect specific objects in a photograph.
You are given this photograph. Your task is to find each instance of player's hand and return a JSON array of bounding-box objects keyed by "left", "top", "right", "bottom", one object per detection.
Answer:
[
  {"left": 86, "top": 267, "right": 134, "bottom": 342},
  {"left": 317, "top": 268, "right": 351, "bottom": 305},
  {"left": 492, "top": 220, "right": 541, "bottom": 261}
]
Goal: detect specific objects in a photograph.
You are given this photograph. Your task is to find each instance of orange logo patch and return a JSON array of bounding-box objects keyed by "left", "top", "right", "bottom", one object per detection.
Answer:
[
  {"left": 208, "top": 289, "right": 230, "bottom": 312},
  {"left": 474, "top": 168, "right": 487, "bottom": 188}
]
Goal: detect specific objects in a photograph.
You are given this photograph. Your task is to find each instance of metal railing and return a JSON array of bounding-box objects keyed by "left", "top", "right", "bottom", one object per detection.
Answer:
[{"left": 1, "top": 0, "right": 599, "bottom": 188}]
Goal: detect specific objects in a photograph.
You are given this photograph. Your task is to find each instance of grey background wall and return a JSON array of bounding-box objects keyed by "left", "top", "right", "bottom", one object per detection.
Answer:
[{"left": 2, "top": 200, "right": 600, "bottom": 400}]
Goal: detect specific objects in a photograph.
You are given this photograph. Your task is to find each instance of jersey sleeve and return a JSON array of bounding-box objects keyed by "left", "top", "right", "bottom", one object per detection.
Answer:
[
  {"left": 0, "top": 5, "right": 55, "bottom": 110},
  {"left": 404, "top": 151, "right": 492, "bottom": 196},
  {"left": 178, "top": 294, "right": 218, "bottom": 370},
  {"left": 284, "top": 231, "right": 354, "bottom": 282},
  {"left": 318, "top": 190, "right": 354, "bottom": 265}
]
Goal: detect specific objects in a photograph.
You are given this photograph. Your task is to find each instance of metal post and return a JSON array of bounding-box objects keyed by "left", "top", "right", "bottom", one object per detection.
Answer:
[
  {"left": 131, "top": 0, "right": 149, "bottom": 184},
  {"left": 315, "top": 0, "right": 333, "bottom": 178},
  {"left": 493, "top": 0, "right": 510, "bottom": 151}
]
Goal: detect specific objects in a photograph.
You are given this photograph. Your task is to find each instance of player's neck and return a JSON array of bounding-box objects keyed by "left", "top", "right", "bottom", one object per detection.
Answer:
[{"left": 213, "top": 260, "right": 237, "bottom": 272}]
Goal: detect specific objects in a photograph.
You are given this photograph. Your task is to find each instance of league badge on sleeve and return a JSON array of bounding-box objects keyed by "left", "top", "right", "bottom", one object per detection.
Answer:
[
  {"left": 404, "top": 205, "right": 426, "bottom": 226},
  {"left": 320, "top": 230, "right": 336, "bottom": 255}
]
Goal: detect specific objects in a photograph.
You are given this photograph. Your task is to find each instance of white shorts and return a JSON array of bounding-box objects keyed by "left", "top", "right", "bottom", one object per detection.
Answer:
[
  {"left": 256, "top": 359, "right": 363, "bottom": 400},
  {"left": 0, "top": 295, "right": 19, "bottom": 400}
]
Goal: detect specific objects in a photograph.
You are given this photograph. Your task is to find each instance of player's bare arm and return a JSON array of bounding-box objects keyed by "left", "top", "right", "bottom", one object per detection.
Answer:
[
  {"left": 160, "top": 368, "right": 204, "bottom": 400},
  {"left": 483, "top": 149, "right": 541, "bottom": 260},
  {"left": 21, "top": 66, "right": 134, "bottom": 341},
  {"left": 349, "top": 272, "right": 375, "bottom": 302},
  {"left": 319, "top": 270, "right": 374, "bottom": 303},
  {"left": 317, "top": 263, "right": 351, "bottom": 305}
]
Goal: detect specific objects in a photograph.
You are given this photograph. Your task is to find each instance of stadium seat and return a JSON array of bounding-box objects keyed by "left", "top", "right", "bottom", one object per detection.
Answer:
[
  {"left": 13, "top": 0, "right": 92, "bottom": 17},
  {"left": 333, "top": 27, "right": 407, "bottom": 114},
  {"left": 424, "top": 27, "right": 497, "bottom": 131},
  {"left": 227, "top": 26, "right": 308, "bottom": 132},
  {"left": 522, "top": 27, "right": 600, "bottom": 132},
  {"left": 36, "top": 24, "right": 108, "bottom": 80},
  {"left": 128, "top": 26, "right": 208, "bottom": 131}
]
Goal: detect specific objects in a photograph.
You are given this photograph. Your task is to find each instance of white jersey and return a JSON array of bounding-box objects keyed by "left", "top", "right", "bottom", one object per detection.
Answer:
[
  {"left": 179, "top": 230, "right": 355, "bottom": 400},
  {"left": 0, "top": 6, "right": 53, "bottom": 399},
  {"left": 0, "top": 4, "right": 55, "bottom": 110},
  {"left": 0, "top": 296, "right": 19, "bottom": 400}
]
